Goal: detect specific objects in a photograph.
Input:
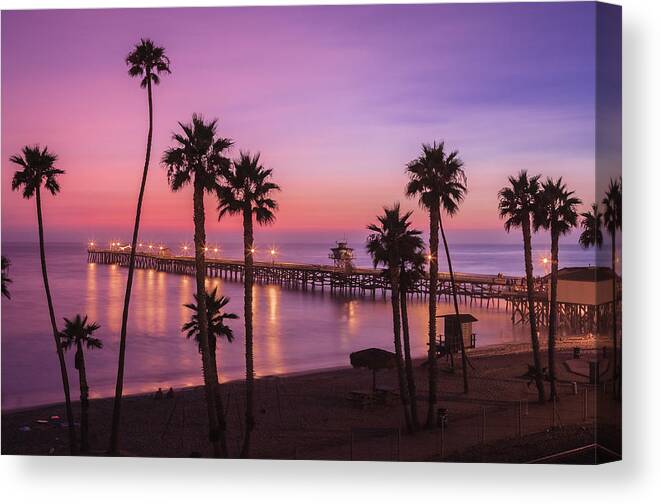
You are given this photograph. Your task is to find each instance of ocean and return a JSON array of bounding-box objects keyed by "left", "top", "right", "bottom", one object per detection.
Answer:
[{"left": 1, "top": 241, "right": 597, "bottom": 410}]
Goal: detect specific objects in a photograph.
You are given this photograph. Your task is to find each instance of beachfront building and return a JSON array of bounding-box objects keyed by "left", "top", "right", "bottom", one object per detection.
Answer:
[
  {"left": 509, "top": 266, "right": 619, "bottom": 334},
  {"left": 551, "top": 266, "right": 616, "bottom": 306}
]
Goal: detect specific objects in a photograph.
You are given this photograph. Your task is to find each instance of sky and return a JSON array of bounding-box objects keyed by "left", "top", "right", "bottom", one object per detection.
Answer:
[{"left": 1, "top": 3, "right": 620, "bottom": 245}]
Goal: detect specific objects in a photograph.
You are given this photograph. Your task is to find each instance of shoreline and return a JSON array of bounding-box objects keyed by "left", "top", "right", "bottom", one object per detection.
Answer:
[
  {"left": 1, "top": 335, "right": 608, "bottom": 415},
  {"left": 2, "top": 346, "right": 620, "bottom": 460}
]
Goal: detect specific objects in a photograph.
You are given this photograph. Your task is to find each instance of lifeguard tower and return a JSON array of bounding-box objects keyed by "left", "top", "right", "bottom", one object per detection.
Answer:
[
  {"left": 436, "top": 313, "right": 478, "bottom": 353},
  {"left": 329, "top": 241, "right": 354, "bottom": 272}
]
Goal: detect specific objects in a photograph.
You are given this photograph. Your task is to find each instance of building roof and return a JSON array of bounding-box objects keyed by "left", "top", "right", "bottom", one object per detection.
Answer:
[
  {"left": 553, "top": 267, "right": 618, "bottom": 282},
  {"left": 436, "top": 313, "right": 478, "bottom": 323}
]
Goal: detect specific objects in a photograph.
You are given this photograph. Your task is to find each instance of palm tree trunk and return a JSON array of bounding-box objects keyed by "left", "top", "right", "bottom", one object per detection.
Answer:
[
  {"left": 389, "top": 261, "right": 413, "bottom": 433},
  {"left": 36, "top": 187, "right": 77, "bottom": 455},
  {"left": 210, "top": 343, "right": 229, "bottom": 457},
  {"left": 399, "top": 278, "right": 419, "bottom": 430},
  {"left": 611, "top": 231, "right": 618, "bottom": 397},
  {"left": 522, "top": 215, "right": 546, "bottom": 403},
  {"left": 193, "top": 179, "right": 222, "bottom": 457},
  {"left": 240, "top": 207, "right": 255, "bottom": 458},
  {"left": 426, "top": 204, "right": 439, "bottom": 428},
  {"left": 110, "top": 72, "right": 154, "bottom": 454},
  {"left": 76, "top": 342, "right": 90, "bottom": 453},
  {"left": 439, "top": 213, "right": 469, "bottom": 394},
  {"left": 548, "top": 227, "right": 559, "bottom": 400}
]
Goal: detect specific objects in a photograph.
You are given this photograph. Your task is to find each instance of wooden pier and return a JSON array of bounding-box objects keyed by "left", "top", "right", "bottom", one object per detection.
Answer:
[
  {"left": 87, "top": 247, "right": 527, "bottom": 309},
  {"left": 87, "top": 248, "right": 612, "bottom": 333}
]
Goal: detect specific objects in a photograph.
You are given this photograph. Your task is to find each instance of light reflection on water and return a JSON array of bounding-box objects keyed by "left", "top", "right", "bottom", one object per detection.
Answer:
[{"left": 2, "top": 243, "right": 532, "bottom": 410}]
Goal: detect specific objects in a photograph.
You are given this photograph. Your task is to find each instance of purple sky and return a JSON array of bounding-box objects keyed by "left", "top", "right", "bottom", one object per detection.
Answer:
[{"left": 1, "top": 3, "right": 617, "bottom": 245}]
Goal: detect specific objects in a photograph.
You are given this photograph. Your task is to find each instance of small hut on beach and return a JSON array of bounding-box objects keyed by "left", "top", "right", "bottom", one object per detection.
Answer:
[{"left": 437, "top": 313, "right": 478, "bottom": 352}]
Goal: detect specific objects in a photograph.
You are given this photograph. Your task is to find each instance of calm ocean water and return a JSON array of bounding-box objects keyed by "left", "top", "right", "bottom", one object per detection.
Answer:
[{"left": 1, "top": 241, "right": 596, "bottom": 410}]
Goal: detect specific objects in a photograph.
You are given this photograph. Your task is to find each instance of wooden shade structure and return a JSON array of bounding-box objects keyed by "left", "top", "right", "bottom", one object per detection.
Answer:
[{"left": 350, "top": 348, "right": 396, "bottom": 391}]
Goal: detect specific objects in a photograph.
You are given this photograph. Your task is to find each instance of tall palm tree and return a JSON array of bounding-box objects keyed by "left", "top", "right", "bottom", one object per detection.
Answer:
[
  {"left": 406, "top": 141, "right": 469, "bottom": 426},
  {"left": 535, "top": 177, "right": 581, "bottom": 400},
  {"left": 1, "top": 256, "right": 11, "bottom": 299},
  {"left": 59, "top": 314, "right": 102, "bottom": 453},
  {"left": 163, "top": 114, "right": 233, "bottom": 457},
  {"left": 398, "top": 233, "right": 425, "bottom": 430},
  {"left": 366, "top": 204, "right": 422, "bottom": 432},
  {"left": 182, "top": 287, "right": 238, "bottom": 456},
  {"left": 498, "top": 171, "right": 546, "bottom": 403},
  {"left": 579, "top": 203, "right": 604, "bottom": 250},
  {"left": 602, "top": 178, "right": 622, "bottom": 396},
  {"left": 217, "top": 151, "right": 280, "bottom": 457},
  {"left": 110, "top": 39, "right": 170, "bottom": 454},
  {"left": 10, "top": 145, "right": 77, "bottom": 454}
]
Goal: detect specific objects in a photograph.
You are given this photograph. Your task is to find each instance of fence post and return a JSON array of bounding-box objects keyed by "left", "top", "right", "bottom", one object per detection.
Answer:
[
  {"left": 481, "top": 407, "right": 486, "bottom": 445},
  {"left": 583, "top": 387, "right": 588, "bottom": 421},
  {"left": 551, "top": 395, "right": 558, "bottom": 428},
  {"left": 517, "top": 400, "right": 522, "bottom": 438},
  {"left": 350, "top": 430, "right": 354, "bottom": 461},
  {"left": 396, "top": 428, "right": 401, "bottom": 462},
  {"left": 440, "top": 419, "right": 445, "bottom": 458}
]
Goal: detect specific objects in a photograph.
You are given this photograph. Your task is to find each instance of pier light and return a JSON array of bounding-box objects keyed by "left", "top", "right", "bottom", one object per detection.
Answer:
[
  {"left": 149, "top": 244, "right": 154, "bottom": 250},
  {"left": 213, "top": 247, "right": 219, "bottom": 253},
  {"left": 204, "top": 246, "right": 209, "bottom": 252},
  {"left": 250, "top": 247, "right": 256, "bottom": 254},
  {"left": 542, "top": 257, "right": 548, "bottom": 265}
]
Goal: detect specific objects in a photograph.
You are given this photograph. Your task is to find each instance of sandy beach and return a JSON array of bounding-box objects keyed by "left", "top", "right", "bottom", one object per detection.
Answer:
[{"left": 2, "top": 341, "right": 621, "bottom": 461}]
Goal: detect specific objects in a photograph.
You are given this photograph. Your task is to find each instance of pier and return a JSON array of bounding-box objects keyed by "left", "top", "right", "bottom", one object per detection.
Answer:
[
  {"left": 87, "top": 247, "right": 613, "bottom": 333},
  {"left": 87, "top": 247, "right": 528, "bottom": 309}
]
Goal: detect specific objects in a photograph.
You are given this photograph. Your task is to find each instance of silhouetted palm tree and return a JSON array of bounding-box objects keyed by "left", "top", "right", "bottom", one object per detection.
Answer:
[
  {"left": 398, "top": 236, "right": 425, "bottom": 430},
  {"left": 1, "top": 256, "right": 11, "bottom": 299},
  {"left": 163, "top": 114, "right": 232, "bottom": 457},
  {"left": 10, "top": 145, "right": 77, "bottom": 454},
  {"left": 60, "top": 314, "right": 102, "bottom": 453},
  {"left": 602, "top": 178, "right": 622, "bottom": 396},
  {"left": 406, "top": 141, "right": 469, "bottom": 426},
  {"left": 111, "top": 39, "right": 170, "bottom": 454},
  {"left": 183, "top": 287, "right": 238, "bottom": 454},
  {"left": 366, "top": 204, "right": 422, "bottom": 432},
  {"left": 498, "top": 171, "right": 546, "bottom": 403},
  {"left": 579, "top": 203, "right": 603, "bottom": 250},
  {"left": 217, "top": 151, "right": 280, "bottom": 457},
  {"left": 535, "top": 177, "right": 581, "bottom": 400}
]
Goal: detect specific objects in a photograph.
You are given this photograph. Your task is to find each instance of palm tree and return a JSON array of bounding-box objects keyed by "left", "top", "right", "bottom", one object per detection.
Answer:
[
  {"left": 163, "top": 114, "right": 233, "bottom": 457},
  {"left": 182, "top": 287, "right": 238, "bottom": 455},
  {"left": 217, "top": 151, "right": 280, "bottom": 457},
  {"left": 1, "top": 256, "right": 11, "bottom": 299},
  {"left": 366, "top": 204, "right": 422, "bottom": 432},
  {"left": 602, "top": 178, "right": 622, "bottom": 396},
  {"left": 59, "top": 315, "right": 102, "bottom": 453},
  {"left": 110, "top": 39, "right": 170, "bottom": 454},
  {"left": 498, "top": 171, "right": 546, "bottom": 403},
  {"left": 535, "top": 177, "right": 581, "bottom": 400},
  {"left": 579, "top": 203, "right": 604, "bottom": 250},
  {"left": 10, "top": 145, "right": 77, "bottom": 454},
  {"left": 406, "top": 141, "right": 469, "bottom": 426},
  {"left": 398, "top": 232, "right": 426, "bottom": 430}
]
